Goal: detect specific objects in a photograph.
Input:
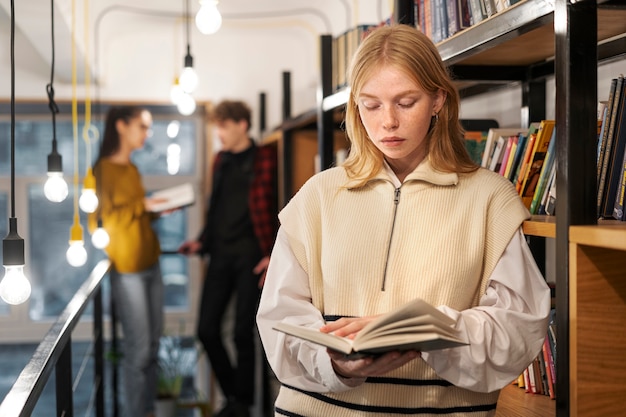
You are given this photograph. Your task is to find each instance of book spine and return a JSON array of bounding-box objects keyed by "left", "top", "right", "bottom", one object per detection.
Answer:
[
  {"left": 529, "top": 127, "right": 557, "bottom": 214},
  {"left": 598, "top": 76, "right": 624, "bottom": 216},
  {"left": 601, "top": 78, "right": 626, "bottom": 218},
  {"left": 515, "top": 133, "right": 537, "bottom": 193},
  {"left": 520, "top": 120, "right": 556, "bottom": 208}
]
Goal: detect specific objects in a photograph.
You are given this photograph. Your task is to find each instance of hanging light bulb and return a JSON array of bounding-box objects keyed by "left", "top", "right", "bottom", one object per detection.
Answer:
[
  {"left": 44, "top": 0, "right": 67, "bottom": 203},
  {"left": 0, "top": 265, "right": 31, "bottom": 305},
  {"left": 2, "top": 0, "right": 31, "bottom": 306},
  {"left": 170, "top": 77, "right": 184, "bottom": 104},
  {"left": 1, "top": 219, "right": 31, "bottom": 305},
  {"left": 44, "top": 172, "right": 69, "bottom": 203},
  {"left": 177, "top": 92, "right": 197, "bottom": 115},
  {"left": 44, "top": 148, "right": 68, "bottom": 202},
  {"left": 79, "top": 167, "right": 98, "bottom": 213},
  {"left": 66, "top": 220, "right": 87, "bottom": 267},
  {"left": 179, "top": 0, "right": 198, "bottom": 93},
  {"left": 195, "top": 0, "right": 222, "bottom": 35},
  {"left": 179, "top": 49, "right": 198, "bottom": 93},
  {"left": 91, "top": 219, "right": 109, "bottom": 249},
  {"left": 167, "top": 120, "right": 181, "bottom": 138}
]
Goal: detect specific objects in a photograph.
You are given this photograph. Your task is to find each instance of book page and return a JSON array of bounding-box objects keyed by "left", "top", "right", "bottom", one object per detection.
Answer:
[{"left": 147, "top": 182, "right": 195, "bottom": 213}]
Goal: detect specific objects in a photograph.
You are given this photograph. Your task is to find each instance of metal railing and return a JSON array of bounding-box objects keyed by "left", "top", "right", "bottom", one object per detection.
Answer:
[{"left": 0, "top": 259, "right": 111, "bottom": 417}]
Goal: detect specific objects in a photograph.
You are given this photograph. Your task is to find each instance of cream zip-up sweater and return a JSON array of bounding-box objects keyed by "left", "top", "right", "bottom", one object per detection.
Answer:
[{"left": 267, "top": 159, "right": 537, "bottom": 416}]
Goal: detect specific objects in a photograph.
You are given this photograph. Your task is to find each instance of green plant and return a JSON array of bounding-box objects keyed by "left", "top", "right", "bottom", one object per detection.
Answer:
[{"left": 157, "top": 334, "right": 197, "bottom": 399}]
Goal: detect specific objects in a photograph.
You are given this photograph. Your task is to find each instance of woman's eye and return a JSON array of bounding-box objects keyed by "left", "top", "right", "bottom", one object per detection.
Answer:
[
  {"left": 361, "top": 101, "right": 380, "bottom": 110},
  {"left": 398, "top": 101, "right": 415, "bottom": 108}
]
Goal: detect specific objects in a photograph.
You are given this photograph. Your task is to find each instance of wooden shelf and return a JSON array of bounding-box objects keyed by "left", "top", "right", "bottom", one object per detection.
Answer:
[
  {"left": 523, "top": 215, "right": 556, "bottom": 238},
  {"left": 569, "top": 224, "right": 626, "bottom": 416},
  {"left": 569, "top": 223, "right": 626, "bottom": 251}
]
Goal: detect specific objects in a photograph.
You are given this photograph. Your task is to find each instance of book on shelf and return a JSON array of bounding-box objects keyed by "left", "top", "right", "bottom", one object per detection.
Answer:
[
  {"left": 146, "top": 182, "right": 195, "bottom": 213},
  {"left": 501, "top": 135, "right": 519, "bottom": 178},
  {"left": 529, "top": 127, "right": 556, "bottom": 214},
  {"left": 542, "top": 333, "right": 556, "bottom": 399},
  {"left": 598, "top": 75, "right": 625, "bottom": 217},
  {"left": 272, "top": 298, "right": 467, "bottom": 357},
  {"left": 611, "top": 83, "right": 626, "bottom": 220},
  {"left": 506, "top": 132, "right": 528, "bottom": 182},
  {"left": 481, "top": 127, "right": 526, "bottom": 169},
  {"left": 463, "top": 130, "right": 488, "bottom": 165},
  {"left": 600, "top": 77, "right": 626, "bottom": 218},
  {"left": 488, "top": 135, "right": 507, "bottom": 172},
  {"left": 514, "top": 129, "right": 539, "bottom": 193},
  {"left": 511, "top": 123, "right": 540, "bottom": 187},
  {"left": 544, "top": 167, "right": 557, "bottom": 216},
  {"left": 537, "top": 162, "right": 556, "bottom": 215},
  {"left": 520, "top": 120, "right": 556, "bottom": 208}
]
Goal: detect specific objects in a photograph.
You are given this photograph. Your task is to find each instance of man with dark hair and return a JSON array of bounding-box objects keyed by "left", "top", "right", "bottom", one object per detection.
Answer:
[{"left": 178, "top": 99, "right": 278, "bottom": 417}]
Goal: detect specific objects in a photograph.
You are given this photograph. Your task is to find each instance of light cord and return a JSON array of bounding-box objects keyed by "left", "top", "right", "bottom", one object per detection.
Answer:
[
  {"left": 72, "top": 0, "right": 80, "bottom": 226},
  {"left": 9, "top": 0, "right": 15, "bottom": 218}
]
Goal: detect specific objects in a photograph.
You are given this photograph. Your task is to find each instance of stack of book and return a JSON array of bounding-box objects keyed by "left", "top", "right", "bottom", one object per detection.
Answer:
[
  {"left": 597, "top": 74, "right": 626, "bottom": 220},
  {"left": 479, "top": 121, "right": 557, "bottom": 215},
  {"left": 514, "top": 308, "right": 556, "bottom": 399}
]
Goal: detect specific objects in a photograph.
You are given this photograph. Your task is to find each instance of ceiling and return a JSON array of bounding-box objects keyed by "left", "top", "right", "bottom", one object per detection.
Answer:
[
  {"left": 0, "top": 0, "right": 389, "bottom": 83},
  {"left": 0, "top": 0, "right": 390, "bottom": 129}
]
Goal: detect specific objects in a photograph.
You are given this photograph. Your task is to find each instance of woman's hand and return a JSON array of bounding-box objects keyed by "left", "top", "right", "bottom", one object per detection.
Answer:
[
  {"left": 321, "top": 316, "right": 420, "bottom": 379},
  {"left": 328, "top": 349, "right": 420, "bottom": 379}
]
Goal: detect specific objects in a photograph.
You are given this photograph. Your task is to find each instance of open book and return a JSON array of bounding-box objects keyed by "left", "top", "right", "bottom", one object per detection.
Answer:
[
  {"left": 147, "top": 183, "right": 195, "bottom": 213},
  {"left": 273, "top": 298, "right": 467, "bottom": 357}
]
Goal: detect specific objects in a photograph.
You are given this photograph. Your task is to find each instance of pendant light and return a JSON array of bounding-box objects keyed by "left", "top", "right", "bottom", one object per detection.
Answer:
[
  {"left": 179, "top": 0, "right": 198, "bottom": 94},
  {"left": 44, "top": 0, "right": 68, "bottom": 203},
  {"left": 170, "top": 76, "right": 184, "bottom": 104},
  {"left": 79, "top": 0, "right": 99, "bottom": 214},
  {"left": 177, "top": 92, "right": 197, "bottom": 115},
  {"left": 66, "top": 0, "right": 87, "bottom": 267},
  {"left": 195, "top": 0, "right": 222, "bottom": 35},
  {"left": 1, "top": 0, "right": 32, "bottom": 305}
]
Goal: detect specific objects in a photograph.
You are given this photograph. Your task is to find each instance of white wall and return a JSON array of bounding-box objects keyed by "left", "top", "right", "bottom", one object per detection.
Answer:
[
  {"left": 0, "top": 0, "right": 392, "bottom": 136},
  {"left": 460, "top": 59, "right": 626, "bottom": 127}
]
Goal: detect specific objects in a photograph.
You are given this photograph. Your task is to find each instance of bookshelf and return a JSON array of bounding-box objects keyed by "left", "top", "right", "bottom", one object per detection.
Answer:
[{"left": 264, "top": 1, "right": 626, "bottom": 416}]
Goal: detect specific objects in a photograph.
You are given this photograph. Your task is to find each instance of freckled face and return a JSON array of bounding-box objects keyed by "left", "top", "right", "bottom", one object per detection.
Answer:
[{"left": 357, "top": 65, "right": 444, "bottom": 174}]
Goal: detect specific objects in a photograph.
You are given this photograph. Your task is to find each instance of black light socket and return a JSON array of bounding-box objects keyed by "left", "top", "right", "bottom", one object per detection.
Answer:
[
  {"left": 3, "top": 218, "right": 25, "bottom": 266},
  {"left": 47, "top": 149, "right": 63, "bottom": 173}
]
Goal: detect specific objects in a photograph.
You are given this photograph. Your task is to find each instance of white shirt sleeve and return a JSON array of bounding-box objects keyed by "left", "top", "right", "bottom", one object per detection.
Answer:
[
  {"left": 256, "top": 228, "right": 364, "bottom": 392},
  {"left": 257, "top": 227, "right": 551, "bottom": 393},
  {"left": 421, "top": 228, "right": 551, "bottom": 393}
]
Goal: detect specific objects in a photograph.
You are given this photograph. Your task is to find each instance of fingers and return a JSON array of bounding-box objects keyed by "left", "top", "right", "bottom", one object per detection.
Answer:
[
  {"left": 321, "top": 316, "right": 373, "bottom": 337},
  {"left": 329, "top": 350, "right": 420, "bottom": 379}
]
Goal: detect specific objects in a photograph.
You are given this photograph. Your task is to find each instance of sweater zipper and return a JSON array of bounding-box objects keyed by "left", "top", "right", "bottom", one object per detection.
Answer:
[{"left": 381, "top": 187, "right": 401, "bottom": 291}]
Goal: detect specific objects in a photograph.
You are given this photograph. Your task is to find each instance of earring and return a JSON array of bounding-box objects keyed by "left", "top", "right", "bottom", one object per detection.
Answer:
[{"left": 433, "top": 113, "right": 439, "bottom": 123}]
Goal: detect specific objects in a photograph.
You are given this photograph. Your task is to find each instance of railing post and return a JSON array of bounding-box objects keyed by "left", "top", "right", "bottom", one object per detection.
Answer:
[
  {"left": 55, "top": 340, "right": 74, "bottom": 417},
  {"left": 111, "top": 290, "right": 120, "bottom": 417},
  {"left": 94, "top": 286, "right": 104, "bottom": 417}
]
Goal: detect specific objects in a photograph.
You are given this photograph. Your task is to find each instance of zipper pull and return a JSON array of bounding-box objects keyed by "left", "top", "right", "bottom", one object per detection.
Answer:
[{"left": 394, "top": 187, "right": 401, "bottom": 205}]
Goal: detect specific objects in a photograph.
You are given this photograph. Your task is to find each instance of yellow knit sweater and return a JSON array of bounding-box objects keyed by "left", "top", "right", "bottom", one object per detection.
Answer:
[
  {"left": 89, "top": 159, "right": 160, "bottom": 273},
  {"left": 276, "top": 159, "right": 529, "bottom": 416}
]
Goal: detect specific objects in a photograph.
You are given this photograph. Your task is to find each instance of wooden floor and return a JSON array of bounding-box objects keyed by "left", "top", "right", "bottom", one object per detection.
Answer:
[{"left": 496, "top": 384, "right": 555, "bottom": 417}]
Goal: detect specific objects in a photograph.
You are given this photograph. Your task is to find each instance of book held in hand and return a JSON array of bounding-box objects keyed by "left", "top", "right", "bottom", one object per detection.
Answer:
[
  {"left": 273, "top": 298, "right": 467, "bottom": 357},
  {"left": 147, "top": 182, "right": 195, "bottom": 213}
]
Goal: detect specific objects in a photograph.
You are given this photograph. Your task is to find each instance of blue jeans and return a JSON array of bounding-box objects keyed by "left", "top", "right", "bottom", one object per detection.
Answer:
[{"left": 111, "top": 263, "right": 163, "bottom": 417}]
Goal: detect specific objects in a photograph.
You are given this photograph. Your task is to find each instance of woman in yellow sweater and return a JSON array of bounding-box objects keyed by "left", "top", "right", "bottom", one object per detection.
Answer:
[{"left": 90, "top": 105, "right": 163, "bottom": 417}]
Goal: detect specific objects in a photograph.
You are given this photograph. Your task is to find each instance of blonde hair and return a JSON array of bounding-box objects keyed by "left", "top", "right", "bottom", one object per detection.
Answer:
[{"left": 343, "top": 25, "right": 477, "bottom": 185}]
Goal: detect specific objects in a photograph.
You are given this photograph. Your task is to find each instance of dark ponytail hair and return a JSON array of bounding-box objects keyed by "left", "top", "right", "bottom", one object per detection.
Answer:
[{"left": 97, "top": 105, "right": 146, "bottom": 161}]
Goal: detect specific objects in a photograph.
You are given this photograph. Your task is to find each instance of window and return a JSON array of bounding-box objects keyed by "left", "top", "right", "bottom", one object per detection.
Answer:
[{"left": 0, "top": 107, "right": 204, "bottom": 328}]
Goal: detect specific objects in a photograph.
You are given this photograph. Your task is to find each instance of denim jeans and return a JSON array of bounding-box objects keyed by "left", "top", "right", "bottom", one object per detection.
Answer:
[{"left": 111, "top": 262, "right": 163, "bottom": 417}]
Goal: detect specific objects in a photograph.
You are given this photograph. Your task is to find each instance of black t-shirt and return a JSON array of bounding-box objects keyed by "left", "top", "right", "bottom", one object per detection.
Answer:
[{"left": 208, "top": 146, "right": 260, "bottom": 256}]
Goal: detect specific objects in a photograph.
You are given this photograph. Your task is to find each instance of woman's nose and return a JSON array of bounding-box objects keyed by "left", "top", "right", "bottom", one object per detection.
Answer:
[{"left": 382, "top": 107, "right": 398, "bottom": 130}]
